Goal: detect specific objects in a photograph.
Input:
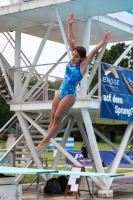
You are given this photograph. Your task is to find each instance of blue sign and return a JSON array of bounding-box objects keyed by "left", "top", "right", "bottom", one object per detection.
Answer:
[
  {"left": 66, "top": 150, "right": 92, "bottom": 165},
  {"left": 100, "top": 63, "right": 133, "bottom": 121},
  {"left": 66, "top": 150, "right": 133, "bottom": 166}
]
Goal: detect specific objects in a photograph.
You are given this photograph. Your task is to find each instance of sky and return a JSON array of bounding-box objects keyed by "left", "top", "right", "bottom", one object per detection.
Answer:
[
  {"left": 0, "top": 0, "right": 132, "bottom": 79},
  {"left": 0, "top": 0, "right": 68, "bottom": 78},
  {"left": 0, "top": 0, "right": 10, "bottom": 6},
  {"left": 0, "top": 32, "right": 68, "bottom": 79}
]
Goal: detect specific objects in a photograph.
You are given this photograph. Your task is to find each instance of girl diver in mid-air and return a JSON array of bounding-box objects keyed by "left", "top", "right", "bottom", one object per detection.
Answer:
[{"left": 37, "top": 12, "right": 111, "bottom": 150}]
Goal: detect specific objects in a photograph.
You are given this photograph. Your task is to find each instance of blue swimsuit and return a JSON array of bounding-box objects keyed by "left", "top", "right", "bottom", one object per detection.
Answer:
[{"left": 59, "top": 61, "right": 83, "bottom": 100}]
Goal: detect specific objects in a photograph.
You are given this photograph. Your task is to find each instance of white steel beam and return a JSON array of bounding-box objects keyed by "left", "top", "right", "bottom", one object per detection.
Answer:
[
  {"left": 22, "top": 51, "right": 67, "bottom": 102},
  {"left": 76, "top": 117, "right": 93, "bottom": 160},
  {"left": 48, "top": 116, "right": 75, "bottom": 179},
  {"left": 87, "top": 82, "right": 99, "bottom": 98},
  {"left": 20, "top": 112, "right": 80, "bottom": 162},
  {"left": 80, "top": 17, "right": 91, "bottom": 99},
  {"left": 19, "top": 111, "right": 105, "bottom": 189},
  {"left": 28, "top": 82, "right": 46, "bottom": 101},
  {"left": 92, "top": 15, "right": 133, "bottom": 34},
  {"left": 108, "top": 122, "right": 133, "bottom": 187},
  {"left": 10, "top": 98, "right": 101, "bottom": 111},
  {"left": 44, "top": 77, "right": 48, "bottom": 100},
  {"left": 0, "top": 114, "right": 17, "bottom": 133},
  {"left": 113, "top": 41, "right": 133, "bottom": 66},
  {"left": 0, "top": 113, "right": 43, "bottom": 163},
  {"left": 94, "top": 127, "right": 133, "bottom": 169},
  {"left": 16, "top": 111, "right": 47, "bottom": 181},
  {"left": 81, "top": 108, "right": 107, "bottom": 188},
  {"left": 0, "top": 58, "right": 14, "bottom": 99},
  {"left": 49, "top": 136, "right": 105, "bottom": 189},
  {"left": 19, "top": 24, "right": 53, "bottom": 102},
  {"left": 20, "top": 111, "right": 70, "bottom": 151},
  {"left": 128, "top": 134, "right": 133, "bottom": 145},
  {"left": 76, "top": 117, "right": 100, "bottom": 177},
  {"left": 55, "top": 6, "right": 71, "bottom": 59},
  {"left": 14, "top": 30, "right": 21, "bottom": 102},
  {"left": 88, "top": 44, "right": 107, "bottom": 88},
  {"left": 22, "top": 64, "right": 55, "bottom": 102}
]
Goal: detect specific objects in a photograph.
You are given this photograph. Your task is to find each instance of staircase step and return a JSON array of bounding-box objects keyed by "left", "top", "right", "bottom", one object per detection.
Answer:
[
  {"left": 15, "top": 163, "right": 27, "bottom": 167},
  {"left": 16, "top": 146, "right": 27, "bottom": 149},
  {"left": 30, "top": 128, "right": 47, "bottom": 133},
  {"left": 42, "top": 115, "right": 51, "bottom": 119},
  {"left": 0, "top": 90, "right": 7, "bottom": 94},
  {"left": 38, "top": 119, "right": 50, "bottom": 124},
  {"left": 15, "top": 157, "right": 29, "bottom": 161},
  {"left": 5, "top": 95, "right": 11, "bottom": 99},
  {"left": 0, "top": 85, "right": 6, "bottom": 88},
  {"left": 41, "top": 125, "right": 49, "bottom": 128},
  {"left": 0, "top": 77, "right": 5, "bottom": 81},
  {"left": 15, "top": 152, "right": 29, "bottom": 155},
  {"left": 32, "top": 141, "right": 42, "bottom": 144},
  {"left": 31, "top": 135, "right": 43, "bottom": 139},
  {"left": 30, "top": 130, "right": 40, "bottom": 133}
]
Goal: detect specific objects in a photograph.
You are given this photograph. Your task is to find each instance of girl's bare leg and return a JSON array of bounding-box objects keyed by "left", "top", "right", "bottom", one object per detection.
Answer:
[
  {"left": 37, "top": 94, "right": 75, "bottom": 149},
  {"left": 37, "top": 92, "right": 60, "bottom": 149},
  {"left": 46, "top": 92, "right": 61, "bottom": 133}
]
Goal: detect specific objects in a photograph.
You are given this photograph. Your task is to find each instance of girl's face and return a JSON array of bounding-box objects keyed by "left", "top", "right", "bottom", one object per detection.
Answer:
[{"left": 71, "top": 50, "right": 83, "bottom": 65}]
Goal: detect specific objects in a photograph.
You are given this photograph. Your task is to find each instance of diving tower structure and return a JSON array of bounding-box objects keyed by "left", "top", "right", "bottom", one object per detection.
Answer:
[{"left": 0, "top": 0, "right": 133, "bottom": 196}]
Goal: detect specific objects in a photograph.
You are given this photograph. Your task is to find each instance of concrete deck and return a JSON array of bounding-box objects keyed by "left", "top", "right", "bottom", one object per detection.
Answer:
[{"left": 22, "top": 182, "right": 133, "bottom": 200}]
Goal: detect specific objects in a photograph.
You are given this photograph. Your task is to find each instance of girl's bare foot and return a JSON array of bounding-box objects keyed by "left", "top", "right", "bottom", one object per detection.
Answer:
[{"left": 37, "top": 140, "right": 49, "bottom": 151}]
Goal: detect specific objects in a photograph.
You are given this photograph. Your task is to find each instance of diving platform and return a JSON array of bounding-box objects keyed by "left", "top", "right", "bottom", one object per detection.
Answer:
[
  {"left": 0, "top": 0, "right": 133, "bottom": 197},
  {"left": 10, "top": 99, "right": 128, "bottom": 125},
  {"left": 0, "top": 0, "right": 133, "bottom": 45}
]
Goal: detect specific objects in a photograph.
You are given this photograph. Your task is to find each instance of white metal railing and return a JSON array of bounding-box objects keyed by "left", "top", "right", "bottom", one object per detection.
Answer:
[
  {"left": 2, "top": 30, "right": 102, "bottom": 102},
  {"left": 3, "top": 32, "right": 41, "bottom": 80},
  {"left": 1, "top": 32, "right": 67, "bottom": 102},
  {"left": 1, "top": 31, "right": 104, "bottom": 103}
]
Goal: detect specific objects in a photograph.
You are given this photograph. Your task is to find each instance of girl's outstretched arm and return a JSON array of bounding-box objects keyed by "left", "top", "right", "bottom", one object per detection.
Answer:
[
  {"left": 81, "top": 31, "right": 111, "bottom": 66},
  {"left": 68, "top": 12, "right": 76, "bottom": 53}
]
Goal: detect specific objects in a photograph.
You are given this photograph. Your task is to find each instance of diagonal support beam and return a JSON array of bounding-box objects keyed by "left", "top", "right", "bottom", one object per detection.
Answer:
[
  {"left": 87, "top": 82, "right": 99, "bottom": 98},
  {"left": 20, "top": 111, "right": 105, "bottom": 188},
  {"left": 14, "top": 30, "right": 22, "bottom": 102},
  {"left": 48, "top": 116, "right": 75, "bottom": 179},
  {"left": 22, "top": 52, "right": 67, "bottom": 102},
  {"left": 0, "top": 58, "right": 14, "bottom": 99},
  {"left": 88, "top": 43, "right": 107, "bottom": 88},
  {"left": 81, "top": 108, "right": 104, "bottom": 172},
  {"left": 19, "top": 24, "right": 53, "bottom": 102},
  {"left": 108, "top": 122, "right": 133, "bottom": 187},
  {"left": 94, "top": 127, "right": 133, "bottom": 169},
  {"left": 76, "top": 117, "right": 94, "bottom": 160},
  {"left": 16, "top": 111, "right": 47, "bottom": 181},
  {"left": 92, "top": 15, "right": 133, "bottom": 34},
  {"left": 80, "top": 17, "right": 91, "bottom": 99},
  {"left": 55, "top": 6, "right": 71, "bottom": 59},
  {"left": 113, "top": 41, "right": 133, "bottom": 66},
  {"left": 81, "top": 108, "right": 107, "bottom": 188}
]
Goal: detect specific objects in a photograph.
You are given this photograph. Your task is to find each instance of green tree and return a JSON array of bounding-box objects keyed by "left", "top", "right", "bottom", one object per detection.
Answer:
[
  {"left": 0, "top": 96, "right": 14, "bottom": 128},
  {"left": 101, "top": 43, "right": 133, "bottom": 69},
  {"left": 48, "top": 79, "right": 62, "bottom": 90}
]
